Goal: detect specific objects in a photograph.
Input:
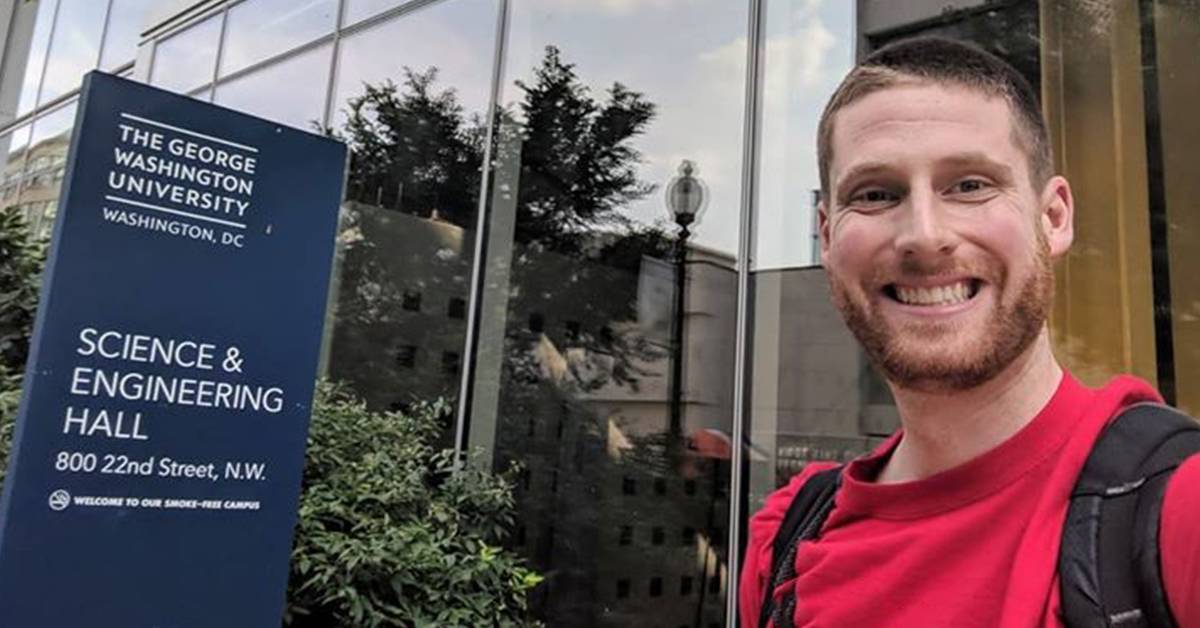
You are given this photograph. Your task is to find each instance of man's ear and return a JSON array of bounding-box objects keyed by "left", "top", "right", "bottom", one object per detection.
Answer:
[
  {"left": 1040, "top": 175, "right": 1074, "bottom": 259},
  {"left": 818, "top": 197, "right": 831, "bottom": 265}
]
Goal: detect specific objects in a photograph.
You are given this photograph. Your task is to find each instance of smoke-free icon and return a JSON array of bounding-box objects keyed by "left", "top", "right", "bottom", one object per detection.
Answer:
[{"left": 48, "top": 490, "right": 70, "bottom": 511}]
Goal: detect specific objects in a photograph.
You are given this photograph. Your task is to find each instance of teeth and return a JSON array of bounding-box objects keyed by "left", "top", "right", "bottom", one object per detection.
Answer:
[{"left": 895, "top": 282, "right": 973, "bottom": 306}]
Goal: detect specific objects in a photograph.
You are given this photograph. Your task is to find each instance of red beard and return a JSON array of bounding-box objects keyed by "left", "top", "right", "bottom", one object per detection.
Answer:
[{"left": 828, "top": 237, "right": 1053, "bottom": 393}]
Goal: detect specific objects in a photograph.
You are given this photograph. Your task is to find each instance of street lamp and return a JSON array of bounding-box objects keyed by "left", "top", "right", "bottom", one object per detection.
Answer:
[
  {"left": 665, "top": 160, "right": 705, "bottom": 437},
  {"left": 667, "top": 160, "right": 704, "bottom": 236}
]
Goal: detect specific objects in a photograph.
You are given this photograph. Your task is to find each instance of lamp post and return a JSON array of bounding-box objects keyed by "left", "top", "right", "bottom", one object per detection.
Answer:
[{"left": 665, "top": 160, "right": 704, "bottom": 437}]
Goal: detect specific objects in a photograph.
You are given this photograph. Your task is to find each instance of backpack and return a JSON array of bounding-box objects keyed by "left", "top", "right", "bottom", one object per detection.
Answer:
[{"left": 756, "top": 403, "right": 1200, "bottom": 628}]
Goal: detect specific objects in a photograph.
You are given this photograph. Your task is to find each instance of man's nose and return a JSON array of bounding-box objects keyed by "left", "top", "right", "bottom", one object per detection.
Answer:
[{"left": 893, "top": 189, "right": 957, "bottom": 259}]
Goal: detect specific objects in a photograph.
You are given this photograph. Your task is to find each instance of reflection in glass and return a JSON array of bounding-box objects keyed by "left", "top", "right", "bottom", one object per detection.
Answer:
[
  {"left": 746, "top": 0, "right": 883, "bottom": 518},
  {"left": 746, "top": 267, "right": 891, "bottom": 509},
  {"left": 99, "top": 0, "right": 160, "bottom": 70},
  {"left": 15, "top": 0, "right": 58, "bottom": 116},
  {"left": 1007, "top": 2, "right": 1160, "bottom": 393},
  {"left": 38, "top": 0, "right": 107, "bottom": 106},
  {"left": 22, "top": 103, "right": 76, "bottom": 239},
  {"left": 466, "top": 2, "right": 748, "bottom": 625},
  {"left": 150, "top": 13, "right": 221, "bottom": 94},
  {"left": 323, "top": 0, "right": 498, "bottom": 445},
  {"left": 753, "top": 0, "right": 853, "bottom": 270},
  {"left": 219, "top": 0, "right": 337, "bottom": 77},
  {"left": 343, "top": 0, "right": 413, "bottom": 28},
  {"left": 0, "top": 125, "right": 32, "bottom": 212},
  {"left": 1153, "top": 0, "right": 1200, "bottom": 414},
  {"left": 867, "top": 2, "right": 1041, "bottom": 93},
  {"left": 214, "top": 45, "right": 331, "bottom": 132},
  {"left": 330, "top": 0, "right": 497, "bottom": 130}
]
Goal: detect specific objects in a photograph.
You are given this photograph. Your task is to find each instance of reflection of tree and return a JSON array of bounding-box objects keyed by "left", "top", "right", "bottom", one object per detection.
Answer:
[
  {"left": 330, "top": 45, "right": 671, "bottom": 410},
  {"left": 509, "top": 47, "right": 656, "bottom": 252},
  {"left": 338, "top": 46, "right": 658, "bottom": 247},
  {"left": 342, "top": 68, "right": 485, "bottom": 226}
]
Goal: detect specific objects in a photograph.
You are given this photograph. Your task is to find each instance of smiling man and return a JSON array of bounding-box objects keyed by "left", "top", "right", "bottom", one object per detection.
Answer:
[{"left": 740, "top": 38, "right": 1200, "bottom": 628}]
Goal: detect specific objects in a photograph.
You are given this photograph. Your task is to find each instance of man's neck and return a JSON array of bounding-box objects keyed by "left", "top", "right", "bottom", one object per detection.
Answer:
[{"left": 876, "top": 331, "right": 1064, "bottom": 484}]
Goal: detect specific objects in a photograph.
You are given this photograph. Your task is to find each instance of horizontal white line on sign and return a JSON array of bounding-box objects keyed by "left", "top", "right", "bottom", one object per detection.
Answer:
[
  {"left": 104, "top": 194, "right": 248, "bottom": 229},
  {"left": 119, "top": 112, "right": 260, "bottom": 154}
]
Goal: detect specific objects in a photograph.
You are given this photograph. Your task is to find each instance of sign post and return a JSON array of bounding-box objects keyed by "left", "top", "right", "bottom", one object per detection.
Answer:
[{"left": 0, "top": 72, "right": 346, "bottom": 627}]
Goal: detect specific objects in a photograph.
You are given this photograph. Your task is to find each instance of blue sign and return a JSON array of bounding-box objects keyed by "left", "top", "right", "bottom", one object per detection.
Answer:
[{"left": 0, "top": 72, "right": 345, "bottom": 627}]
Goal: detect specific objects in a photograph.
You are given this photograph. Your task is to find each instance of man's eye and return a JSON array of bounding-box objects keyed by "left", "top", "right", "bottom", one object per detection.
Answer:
[
  {"left": 949, "top": 179, "right": 992, "bottom": 195},
  {"left": 848, "top": 189, "right": 898, "bottom": 207}
]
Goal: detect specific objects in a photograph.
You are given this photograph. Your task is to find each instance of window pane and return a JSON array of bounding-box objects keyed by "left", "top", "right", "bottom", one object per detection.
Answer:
[
  {"left": 150, "top": 13, "right": 220, "bottom": 94},
  {"left": 219, "top": 0, "right": 336, "bottom": 77},
  {"left": 343, "top": 0, "right": 408, "bottom": 28},
  {"left": 324, "top": 0, "right": 498, "bottom": 436},
  {"left": 330, "top": 0, "right": 497, "bottom": 129},
  {"left": 746, "top": 0, "right": 878, "bottom": 513},
  {"left": 23, "top": 103, "right": 76, "bottom": 240},
  {"left": 1036, "top": 1, "right": 1162, "bottom": 396},
  {"left": 213, "top": 44, "right": 331, "bottom": 132},
  {"left": 466, "top": 1, "right": 748, "bottom": 626},
  {"left": 0, "top": 124, "right": 32, "bottom": 212},
  {"left": 99, "top": 0, "right": 159, "bottom": 71},
  {"left": 38, "top": 0, "right": 107, "bottom": 105},
  {"left": 14, "top": 0, "right": 58, "bottom": 116},
  {"left": 1123, "top": 0, "right": 1200, "bottom": 414},
  {"left": 753, "top": 0, "right": 853, "bottom": 271}
]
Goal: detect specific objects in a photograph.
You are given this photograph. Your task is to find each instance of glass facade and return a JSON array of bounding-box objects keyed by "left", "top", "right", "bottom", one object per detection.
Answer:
[
  {"left": 1, "top": 0, "right": 1198, "bottom": 625},
  {"left": 0, "top": 0, "right": 149, "bottom": 238},
  {"left": 37, "top": 0, "right": 108, "bottom": 106},
  {"left": 213, "top": 43, "right": 332, "bottom": 130},
  {"left": 218, "top": 0, "right": 337, "bottom": 77},
  {"left": 149, "top": 12, "right": 220, "bottom": 93},
  {"left": 324, "top": 0, "right": 498, "bottom": 433},
  {"left": 463, "top": 2, "right": 748, "bottom": 625}
]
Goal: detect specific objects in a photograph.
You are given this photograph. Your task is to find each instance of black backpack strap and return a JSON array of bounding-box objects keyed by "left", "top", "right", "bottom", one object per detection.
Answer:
[
  {"left": 757, "top": 465, "right": 843, "bottom": 628},
  {"left": 1060, "top": 403, "right": 1200, "bottom": 628}
]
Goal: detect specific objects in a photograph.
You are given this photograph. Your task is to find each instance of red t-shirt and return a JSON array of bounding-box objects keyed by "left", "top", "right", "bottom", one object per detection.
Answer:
[{"left": 739, "top": 373, "right": 1200, "bottom": 627}]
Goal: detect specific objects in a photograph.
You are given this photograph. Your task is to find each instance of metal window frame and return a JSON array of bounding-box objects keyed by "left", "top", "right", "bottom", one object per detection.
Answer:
[
  {"left": 725, "top": 0, "right": 767, "bottom": 623},
  {"left": 452, "top": 0, "right": 510, "bottom": 464},
  {"left": 28, "top": 0, "right": 61, "bottom": 116}
]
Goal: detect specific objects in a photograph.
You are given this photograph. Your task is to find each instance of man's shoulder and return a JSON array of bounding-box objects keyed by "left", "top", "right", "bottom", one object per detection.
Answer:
[
  {"left": 1080, "top": 373, "right": 1162, "bottom": 415},
  {"left": 751, "top": 464, "right": 840, "bottom": 539},
  {"left": 1161, "top": 439, "right": 1200, "bottom": 625},
  {"left": 1056, "top": 372, "right": 1162, "bottom": 436}
]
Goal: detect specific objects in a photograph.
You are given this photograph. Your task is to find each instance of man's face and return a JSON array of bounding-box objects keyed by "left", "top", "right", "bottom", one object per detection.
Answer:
[{"left": 820, "top": 82, "right": 1072, "bottom": 393}]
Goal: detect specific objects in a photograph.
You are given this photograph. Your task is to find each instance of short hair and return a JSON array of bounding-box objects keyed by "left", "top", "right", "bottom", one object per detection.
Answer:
[{"left": 817, "top": 37, "right": 1052, "bottom": 199}]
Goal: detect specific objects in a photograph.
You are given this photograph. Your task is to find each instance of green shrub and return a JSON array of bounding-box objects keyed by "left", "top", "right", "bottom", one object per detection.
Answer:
[
  {"left": 286, "top": 383, "right": 542, "bottom": 628},
  {"left": 0, "top": 208, "right": 44, "bottom": 376},
  {"left": 0, "top": 369, "right": 19, "bottom": 487}
]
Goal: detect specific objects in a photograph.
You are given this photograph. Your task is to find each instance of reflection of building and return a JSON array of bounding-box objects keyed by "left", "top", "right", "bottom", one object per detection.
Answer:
[
  {"left": 327, "top": 202, "right": 472, "bottom": 418},
  {"left": 749, "top": 266, "right": 895, "bottom": 502},
  {"left": 329, "top": 194, "right": 736, "bottom": 627},
  {"left": 501, "top": 242, "right": 736, "bottom": 628},
  {"left": 1, "top": 130, "right": 68, "bottom": 239}
]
